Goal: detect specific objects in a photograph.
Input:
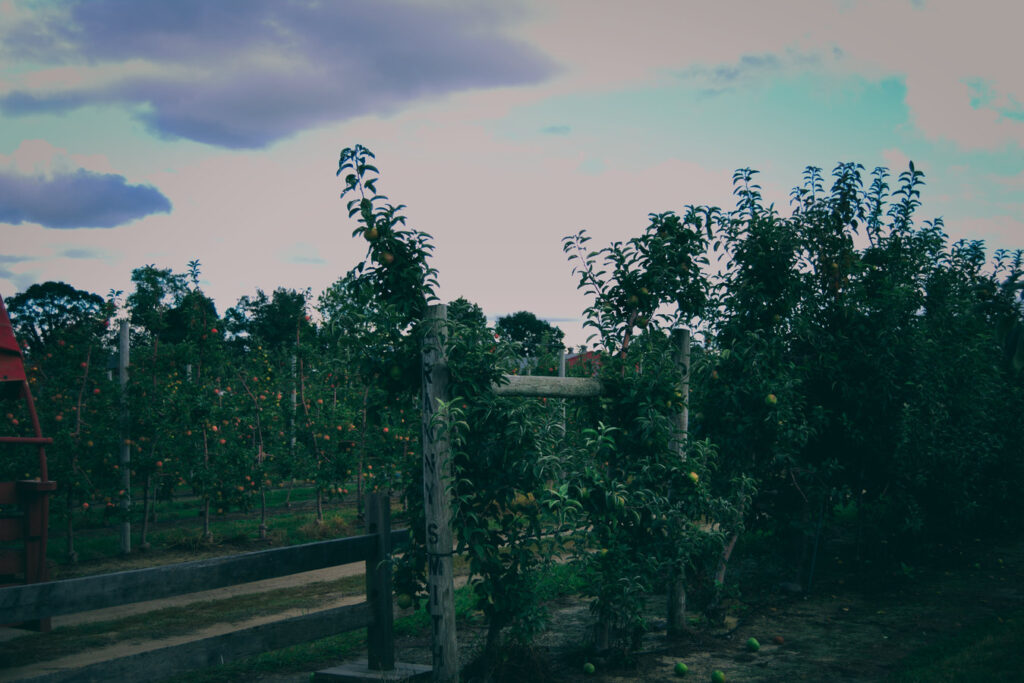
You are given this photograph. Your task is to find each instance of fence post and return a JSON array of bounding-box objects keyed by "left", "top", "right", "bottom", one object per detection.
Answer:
[
  {"left": 365, "top": 492, "right": 395, "bottom": 671},
  {"left": 667, "top": 328, "right": 691, "bottom": 636},
  {"left": 421, "top": 304, "right": 458, "bottom": 682},
  {"left": 118, "top": 320, "right": 131, "bottom": 555}
]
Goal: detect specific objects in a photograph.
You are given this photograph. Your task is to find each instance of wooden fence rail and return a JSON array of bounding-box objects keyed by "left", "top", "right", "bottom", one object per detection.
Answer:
[{"left": 0, "top": 494, "right": 415, "bottom": 682}]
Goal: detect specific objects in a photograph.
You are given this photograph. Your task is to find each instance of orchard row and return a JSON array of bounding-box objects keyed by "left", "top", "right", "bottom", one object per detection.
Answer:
[{"left": 4, "top": 152, "right": 1024, "bottom": 661}]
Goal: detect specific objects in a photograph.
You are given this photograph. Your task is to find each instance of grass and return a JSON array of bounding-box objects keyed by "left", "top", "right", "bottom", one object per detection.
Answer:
[
  {"left": 886, "top": 608, "right": 1024, "bottom": 682},
  {"left": 48, "top": 495, "right": 379, "bottom": 578},
  {"left": 175, "top": 562, "right": 587, "bottom": 682},
  {"left": 47, "top": 482, "right": 358, "bottom": 566}
]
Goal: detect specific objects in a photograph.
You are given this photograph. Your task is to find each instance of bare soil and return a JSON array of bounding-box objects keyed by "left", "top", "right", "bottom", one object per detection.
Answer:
[{"left": 384, "top": 537, "right": 1024, "bottom": 683}]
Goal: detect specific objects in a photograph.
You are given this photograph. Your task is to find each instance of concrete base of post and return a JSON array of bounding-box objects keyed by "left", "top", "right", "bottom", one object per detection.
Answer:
[{"left": 313, "top": 660, "right": 432, "bottom": 682}]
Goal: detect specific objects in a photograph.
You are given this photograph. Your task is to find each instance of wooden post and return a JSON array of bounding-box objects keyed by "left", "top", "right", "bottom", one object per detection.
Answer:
[
  {"left": 421, "top": 305, "right": 458, "bottom": 682},
  {"left": 558, "top": 349, "right": 567, "bottom": 434},
  {"left": 365, "top": 492, "right": 395, "bottom": 671},
  {"left": 118, "top": 320, "right": 131, "bottom": 555},
  {"left": 667, "top": 328, "right": 691, "bottom": 636}
]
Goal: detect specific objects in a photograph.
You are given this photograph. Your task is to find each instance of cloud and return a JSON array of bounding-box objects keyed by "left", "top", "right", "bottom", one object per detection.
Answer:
[
  {"left": 0, "top": 254, "right": 35, "bottom": 292},
  {"left": 518, "top": 0, "right": 1023, "bottom": 150},
  {"left": 541, "top": 124, "right": 571, "bottom": 135},
  {"left": 59, "top": 247, "right": 106, "bottom": 259},
  {"left": 282, "top": 243, "right": 327, "bottom": 265},
  {"left": 0, "top": 168, "right": 171, "bottom": 228},
  {"left": 0, "top": 0, "right": 556, "bottom": 149}
]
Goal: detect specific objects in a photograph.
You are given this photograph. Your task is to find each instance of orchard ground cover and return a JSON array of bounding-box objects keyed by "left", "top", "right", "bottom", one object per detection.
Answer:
[{"left": 3, "top": 529, "right": 1017, "bottom": 682}]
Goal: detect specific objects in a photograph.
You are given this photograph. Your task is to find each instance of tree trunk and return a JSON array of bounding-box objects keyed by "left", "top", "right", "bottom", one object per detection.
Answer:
[
  {"left": 140, "top": 473, "right": 152, "bottom": 550},
  {"left": 203, "top": 496, "right": 212, "bottom": 543},
  {"left": 65, "top": 488, "right": 77, "bottom": 564},
  {"left": 259, "top": 487, "right": 268, "bottom": 540},
  {"left": 707, "top": 530, "right": 740, "bottom": 621},
  {"left": 667, "top": 568, "right": 687, "bottom": 637}
]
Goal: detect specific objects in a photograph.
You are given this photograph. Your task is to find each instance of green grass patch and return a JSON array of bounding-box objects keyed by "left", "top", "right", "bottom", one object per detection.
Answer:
[
  {"left": 153, "top": 562, "right": 578, "bottom": 681},
  {"left": 168, "top": 581, "right": 485, "bottom": 683},
  {"left": 49, "top": 504, "right": 365, "bottom": 578},
  {"left": 887, "top": 608, "right": 1024, "bottom": 682}
]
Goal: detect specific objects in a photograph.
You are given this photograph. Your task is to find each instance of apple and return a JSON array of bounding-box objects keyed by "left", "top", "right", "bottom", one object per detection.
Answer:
[
  {"left": 82, "top": 502, "right": 90, "bottom": 510},
  {"left": 583, "top": 662, "right": 595, "bottom": 675},
  {"left": 711, "top": 671, "right": 726, "bottom": 683},
  {"left": 364, "top": 226, "right": 380, "bottom": 241},
  {"left": 380, "top": 251, "right": 395, "bottom": 265},
  {"left": 746, "top": 637, "right": 760, "bottom": 652},
  {"left": 674, "top": 661, "right": 688, "bottom": 676},
  {"left": 764, "top": 393, "right": 778, "bottom": 406},
  {"left": 773, "top": 635, "right": 784, "bottom": 645},
  {"left": 688, "top": 471, "right": 699, "bottom": 484},
  {"left": 396, "top": 593, "right": 414, "bottom": 609}
]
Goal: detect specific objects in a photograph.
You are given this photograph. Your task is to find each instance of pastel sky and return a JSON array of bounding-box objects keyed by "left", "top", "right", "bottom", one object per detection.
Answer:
[{"left": 2, "top": 0, "right": 1022, "bottom": 346}]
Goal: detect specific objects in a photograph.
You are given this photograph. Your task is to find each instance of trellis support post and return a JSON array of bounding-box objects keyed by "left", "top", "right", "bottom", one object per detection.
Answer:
[{"left": 421, "top": 304, "right": 458, "bottom": 682}]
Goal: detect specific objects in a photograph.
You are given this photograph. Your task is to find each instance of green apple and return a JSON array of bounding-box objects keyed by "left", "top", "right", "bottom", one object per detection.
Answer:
[
  {"left": 396, "top": 593, "right": 414, "bottom": 609},
  {"left": 583, "top": 662, "right": 596, "bottom": 674},
  {"left": 746, "top": 637, "right": 760, "bottom": 652},
  {"left": 674, "top": 661, "right": 688, "bottom": 676},
  {"left": 688, "top": 471, "right": 699, "bottom": 484},
  {"left": 764, "top": 393, "right": 778, "bottom": 406},
  {"left": 711, "top": 671, "right": 726, "bottom": 683}
]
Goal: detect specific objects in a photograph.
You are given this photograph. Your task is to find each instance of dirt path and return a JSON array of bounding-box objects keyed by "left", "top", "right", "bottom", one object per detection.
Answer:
[{"left": 521, "top": 539, "right": 1024, "bottom": 682}]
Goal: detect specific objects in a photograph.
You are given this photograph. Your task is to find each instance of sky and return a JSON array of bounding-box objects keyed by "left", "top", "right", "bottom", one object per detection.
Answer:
[{"left": 2, "top": 0, "right": 1022, "bottom": 347}]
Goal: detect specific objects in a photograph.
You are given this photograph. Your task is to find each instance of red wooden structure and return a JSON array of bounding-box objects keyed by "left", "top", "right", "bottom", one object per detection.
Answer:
[{"left": 0, "top": 296, "right": 55, "bottom": 631}]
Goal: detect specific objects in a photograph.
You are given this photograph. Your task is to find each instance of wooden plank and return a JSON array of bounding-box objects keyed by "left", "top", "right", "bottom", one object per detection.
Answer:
[
  {"left": 492, "top": 374, "right": 604, "bottom": 398},
  {"left": 0, "top": 437, "right": 53, "bottom": 445},
  {"left": 0, "top": 529, "right": 409, "bottom": 624},
  {"left": 0, "top": 481, "right": 16, "bottom": 503},
  {"left": 0, "top": 548, "right": 23, "bottom": 575},
  {"left": 21, "top": 602, "right": 373, "bottom": 683},
  {"left": 0, "top": 516, "right": 23, "bottom": 542}
]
